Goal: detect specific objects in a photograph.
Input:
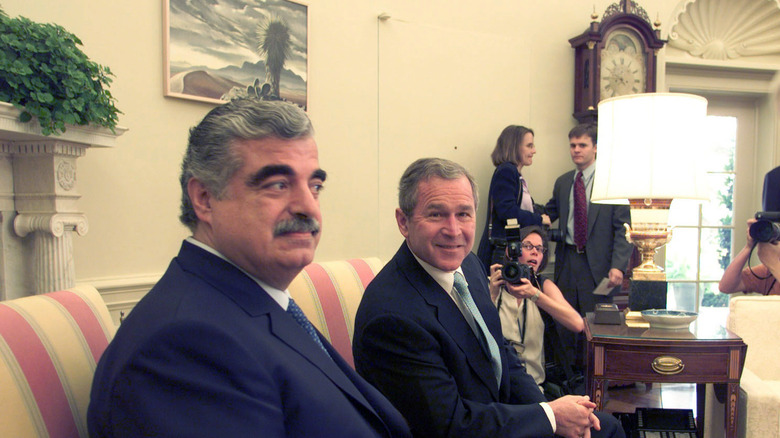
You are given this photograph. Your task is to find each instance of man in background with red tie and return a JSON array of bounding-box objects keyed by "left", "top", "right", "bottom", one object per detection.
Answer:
[{"left": 544, "top": 123, "right": 632, "bottom": 369}]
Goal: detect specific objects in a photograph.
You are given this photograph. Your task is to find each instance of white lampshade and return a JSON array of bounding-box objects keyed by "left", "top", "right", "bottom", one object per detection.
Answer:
[{"left": 592, "top": 93, "right": 710, "bottom": 204}]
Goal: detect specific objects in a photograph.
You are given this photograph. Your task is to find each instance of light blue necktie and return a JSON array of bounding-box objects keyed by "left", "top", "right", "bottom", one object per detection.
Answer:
[
  {"left": 287, "top": 298, "right": 330, "bottom": 356},
  {"left": 453, "top": 271, "right": 502, "bottom": 385}
]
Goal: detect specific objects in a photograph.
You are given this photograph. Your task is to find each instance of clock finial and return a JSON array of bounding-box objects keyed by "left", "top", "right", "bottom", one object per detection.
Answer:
[
  {"left": 591, "top": 5, "right": 599, "bottom": 22},
  {"left": 654, "top": 13, "right": 662, "bottom": 29}
]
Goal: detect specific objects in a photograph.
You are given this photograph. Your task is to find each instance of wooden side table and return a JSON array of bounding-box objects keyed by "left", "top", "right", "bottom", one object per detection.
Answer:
[{"left": 585, "top": 314, "right": 747, "bottom": 438}]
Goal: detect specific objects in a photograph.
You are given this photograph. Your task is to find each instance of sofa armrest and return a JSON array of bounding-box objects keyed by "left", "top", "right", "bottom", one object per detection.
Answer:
[
  {"left": 728, "top": 295, "right": 780, "bottom": 380},
  {"left": 0, "top": 284, "right": 115, "bottom": 437},
  {"left": 739, "top": 368, "right": 780, "bottom": 438}
]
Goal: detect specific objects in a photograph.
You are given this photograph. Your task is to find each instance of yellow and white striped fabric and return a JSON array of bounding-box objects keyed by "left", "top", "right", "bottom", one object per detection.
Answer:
[
  {"left": 0, "top": 285, "right": 116, "bottom": 438},
  {"left": 288, "top": 258, "right": 383, "bottom": 368}
]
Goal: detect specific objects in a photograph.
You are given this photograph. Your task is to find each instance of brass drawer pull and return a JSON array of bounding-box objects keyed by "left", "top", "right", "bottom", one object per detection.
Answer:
[{"left": 651, "top": 356, "right": 684, "bottom": 375}]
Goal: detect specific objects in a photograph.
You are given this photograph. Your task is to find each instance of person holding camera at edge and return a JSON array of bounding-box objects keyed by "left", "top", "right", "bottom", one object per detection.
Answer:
[
  {"left": 720, "top": 165, "right": 780, "bottom": 295},
  {"left": 353, "top": 157, "right": 625, "bottom": 438},
  {"left": 543, "top": 123, "right": 632, "bottom": 370},
  {"left": 478, "top": 125, "right": 551, "bottom": 271},
  {"left": 488, "top": 224, "right": 585, "bottom": 400},
  {"left": 719, "top": 217, "right": 780, "bottom": 295}
]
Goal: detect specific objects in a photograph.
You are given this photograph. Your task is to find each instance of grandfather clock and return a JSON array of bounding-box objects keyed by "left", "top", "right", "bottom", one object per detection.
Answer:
[{"left": 569, "top": 0, "right": 666, "bottom": 123}]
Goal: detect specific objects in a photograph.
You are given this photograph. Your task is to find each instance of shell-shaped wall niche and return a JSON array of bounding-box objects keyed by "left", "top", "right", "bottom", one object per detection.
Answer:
[{"left": 669, "top": 0, "right": 780, "bottom": 60}]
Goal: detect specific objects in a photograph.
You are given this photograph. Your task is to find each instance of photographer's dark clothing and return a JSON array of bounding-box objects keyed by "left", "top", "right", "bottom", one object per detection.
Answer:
[
  {"left": 494, "top": 274, "right": 585, "bottom": 401},
  {"left": 494, "top": 274, "right": 550, "bottom": 385},
  {"left": 763, "top": 166, "right": 780, "bottom": 211},
  {"left": 478, "top": 163, "right": 545, "bottom": 270}
]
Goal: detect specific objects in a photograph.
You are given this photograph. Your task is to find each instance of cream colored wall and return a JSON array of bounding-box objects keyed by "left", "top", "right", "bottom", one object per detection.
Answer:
[{"left": 2, "top": 0, "right": 770, "bottom": 296}]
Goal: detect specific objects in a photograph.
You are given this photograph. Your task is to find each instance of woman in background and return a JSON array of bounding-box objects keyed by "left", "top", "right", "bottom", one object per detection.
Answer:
[
  {"left": 477, "top": 125, "right": 550, "bottom": 270},
  {"left": 488, "top": 225, "right": 583, "bottom": 399}
]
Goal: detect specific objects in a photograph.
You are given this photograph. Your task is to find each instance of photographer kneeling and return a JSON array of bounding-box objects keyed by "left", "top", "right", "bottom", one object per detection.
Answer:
[
  {"left": 719, "top": 214, "right": 780, "bottom": 295},
  {"left": 488, "top": 223, "right": 584, "bottom": 400}
]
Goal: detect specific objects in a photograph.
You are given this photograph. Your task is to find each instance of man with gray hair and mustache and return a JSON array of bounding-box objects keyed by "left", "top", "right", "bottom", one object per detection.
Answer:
[{"left": 88, "top": 99, "right": 411, "bottom": 438}]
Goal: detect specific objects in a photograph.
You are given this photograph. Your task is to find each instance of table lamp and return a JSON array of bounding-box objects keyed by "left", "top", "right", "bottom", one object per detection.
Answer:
[{"left": 592, "top": 93, "right": 710, "bottom": 308}]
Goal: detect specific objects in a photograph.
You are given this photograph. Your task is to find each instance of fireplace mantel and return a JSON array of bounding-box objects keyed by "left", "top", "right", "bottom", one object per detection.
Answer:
[{"left": 0, "top": 102, "right": 127, "bottom": 299}]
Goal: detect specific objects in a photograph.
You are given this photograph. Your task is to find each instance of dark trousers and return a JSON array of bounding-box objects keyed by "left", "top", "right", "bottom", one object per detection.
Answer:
[{"left": 555, "top": 245, "right": 611, "bottom": 368}]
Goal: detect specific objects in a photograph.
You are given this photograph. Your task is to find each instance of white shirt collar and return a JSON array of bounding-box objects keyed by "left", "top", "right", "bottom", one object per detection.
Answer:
[
  {"left": 577, "top": 163, "right": 596, "bottom": 181},
  {"left": 409, "top": 249, "right": 465, "bottom": 296},
  {"left": 185, "top": 237, "right": 290, "bottom": 309}
]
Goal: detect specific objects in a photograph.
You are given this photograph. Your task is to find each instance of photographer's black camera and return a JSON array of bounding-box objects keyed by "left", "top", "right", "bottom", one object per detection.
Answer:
[
  {"left": 497, "top": 219, "right": 533, "bottom": 284},
  {"left": 546, "top": 227, "right": 565, "bottom": 243},
  {"left": 750, "top": 211, "right": 780, "bottom": 243}
]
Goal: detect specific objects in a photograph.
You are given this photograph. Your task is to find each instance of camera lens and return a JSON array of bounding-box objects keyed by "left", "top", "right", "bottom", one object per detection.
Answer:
[
  {"left": 547, "top": 228, "right": 564, "bottom": 243},
  {"left": 501, "top": 261, "right": 533, "bottom": 284},
  {"left": 750, "top": 219, "right": 780, "bottom": 243},
  {"left": 502, "top": 262, "right": 520, "bottom": 282}
]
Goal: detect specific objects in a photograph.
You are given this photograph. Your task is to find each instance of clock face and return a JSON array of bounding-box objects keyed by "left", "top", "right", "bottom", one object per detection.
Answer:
[{"left": 600, "top": 28, "right": 647, "bottom": 99}]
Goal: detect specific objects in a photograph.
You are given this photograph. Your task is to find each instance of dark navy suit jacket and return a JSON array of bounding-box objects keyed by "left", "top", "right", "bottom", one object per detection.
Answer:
[
  {"left": 88, "top": 240, "right": 411, "bottom": 438},
  {"left": 353, "top": 243, "right": 625, "bottom": 438},
  {"left": 353, "top": 243, "right": 553, "bottom": 438},
  {"left": 477, "top": 162, "right": 544, "bottom": 269}
]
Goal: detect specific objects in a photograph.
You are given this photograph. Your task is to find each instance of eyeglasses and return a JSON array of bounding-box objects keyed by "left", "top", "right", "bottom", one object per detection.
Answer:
[{"left": 522, "top": 242, "right": 546, "bottom": 254}]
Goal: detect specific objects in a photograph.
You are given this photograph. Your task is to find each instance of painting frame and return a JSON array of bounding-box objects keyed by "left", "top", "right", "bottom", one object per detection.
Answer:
[{"left": 163, "top": 0, "right": 308, "bottom": 108}]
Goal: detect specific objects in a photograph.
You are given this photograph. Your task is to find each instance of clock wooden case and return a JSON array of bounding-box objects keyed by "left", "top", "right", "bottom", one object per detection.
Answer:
[{"left": 569, "top": 1, "right": 666, "bottom": 123}]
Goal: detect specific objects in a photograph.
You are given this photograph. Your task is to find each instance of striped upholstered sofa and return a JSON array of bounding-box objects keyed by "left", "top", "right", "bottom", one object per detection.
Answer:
[
  {"left": 288, "top": 257, "right": 384, "bottom": 367},
  {"left": 0, "top": 258, "right": 381, "bottom": 437},
  {"left": 0, "top": 285, "right": 116, "bottom": 438}
]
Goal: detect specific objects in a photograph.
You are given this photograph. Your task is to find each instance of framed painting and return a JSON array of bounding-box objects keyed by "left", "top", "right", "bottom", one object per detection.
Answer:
[{"left": 163, "top": 0, "right": 308, "bottom": 108}]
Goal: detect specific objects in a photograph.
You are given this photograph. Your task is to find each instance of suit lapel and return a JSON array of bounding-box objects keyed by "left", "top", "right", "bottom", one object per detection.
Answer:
[
  {"left": 395, "top": 244, "right": 500, "bottom": 398},
  {"left": 560, "top": 170, "right": 604, "bottom": 238},
  {"left": 587, "top": 201, "right": 602, "bottom": 237},
  {"left": 176, "top": 242, "right": 381, "bottom": 422},
  {"left": 583, "top": 169, "right": 601, "bottom": 237},
  {"left": 269, "top": 312, "right": 379, "bottom": 411},
  {"left": 559, "top": 170, "right": 574, "bottom": 226}
]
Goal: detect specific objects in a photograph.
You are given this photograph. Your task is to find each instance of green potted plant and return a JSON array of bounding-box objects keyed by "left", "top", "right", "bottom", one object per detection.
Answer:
[{"left": 0, "top": 8, "right": 120, "bottom": 136}]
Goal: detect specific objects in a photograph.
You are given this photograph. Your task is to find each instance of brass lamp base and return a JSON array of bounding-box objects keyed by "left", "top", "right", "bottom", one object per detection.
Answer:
[
  {"left": 631, "top": 266, "right": 668, "bottom": 282},
  {"left": 624, "top": 223, "right": 672, "bottom": 281},
  {"left": 624, "top": 199, "right": 674, "bottom": 282}
]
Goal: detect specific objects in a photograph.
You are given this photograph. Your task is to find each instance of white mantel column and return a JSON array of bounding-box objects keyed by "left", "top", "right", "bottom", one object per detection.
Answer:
[
  {"left": 12, "top": 140, "right": 90, "bottom": 294},
  {"left": 0, "top": 102, "right": 126, "bottom": 299}
]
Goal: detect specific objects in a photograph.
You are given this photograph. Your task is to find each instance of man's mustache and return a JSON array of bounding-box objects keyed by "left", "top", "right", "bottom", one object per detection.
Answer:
[{"left": 273, "top": 217, "right": 321, "bottom": 237}]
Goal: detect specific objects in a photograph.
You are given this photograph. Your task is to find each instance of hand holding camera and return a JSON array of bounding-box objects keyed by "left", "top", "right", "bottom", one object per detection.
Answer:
[
  {"left": 493, "top": 219, "right": 534, "bottom": 284},
  {"left": 748, "top": 212, "right": 780, "bottom": 273},
  {"left": 501, "top": 239, "right": 534, "bottom": 284},
  {"left": 489, "top": 264, "right": 540, "bottom": 303},
  {"left": 719, "top": 214, "right": 780, "bottom": 295},
  {"left": 749, "top": 211, "right": 780, "bottom": 243}
]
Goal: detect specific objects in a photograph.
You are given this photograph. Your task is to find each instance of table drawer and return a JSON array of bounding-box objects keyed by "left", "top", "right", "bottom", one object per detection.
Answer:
[{"left": 600, "top": 345, "right": 731, "bottom": 381}]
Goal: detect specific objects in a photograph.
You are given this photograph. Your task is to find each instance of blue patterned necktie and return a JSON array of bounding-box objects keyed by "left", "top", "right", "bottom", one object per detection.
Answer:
[
  {"left": 453, "top": 271, "right": 502, "bottom": 385},
  {"left": 287, "top": 298, "right": 330, "bottom": 356}
]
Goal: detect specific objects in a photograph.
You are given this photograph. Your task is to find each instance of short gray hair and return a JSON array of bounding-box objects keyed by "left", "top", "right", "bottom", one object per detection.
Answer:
[
  {"left": 398, "top": 158, "right": 479, "bottom": 217},
  {"left": 179, "top": 99, "right": 313, "bottom": 230}
]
